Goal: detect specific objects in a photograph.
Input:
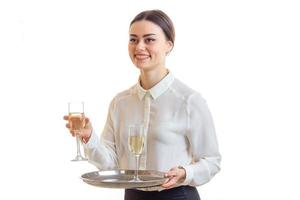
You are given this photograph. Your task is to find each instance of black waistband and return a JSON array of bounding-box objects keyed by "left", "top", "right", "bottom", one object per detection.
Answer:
[{"left": 125, "top": 185, "right": 200, "bottom": 200}]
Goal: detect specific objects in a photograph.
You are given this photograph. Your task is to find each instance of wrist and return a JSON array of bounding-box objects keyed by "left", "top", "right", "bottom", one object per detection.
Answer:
[{"left": 178, "top": 166, "right": 186, "bottom": 182}]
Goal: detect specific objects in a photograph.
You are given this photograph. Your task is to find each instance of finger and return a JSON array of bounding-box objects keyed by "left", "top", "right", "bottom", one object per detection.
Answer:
[
  {"left": 84, "top": 118, "right": 90, "bottom": 127},
  {"left": 63, "top": 115, "right": 69, "bottom": 120},
  {"left": 162, "top": 177, "right": 178, "bottom": 188},
  {"left": 66, "top": 123, "right": 70, "bottom": 128},
  {"left": 163, "top": 177, "right": 171, "bottom": 184},
  {"left": 70, "top": 130, "right": 75, "bottom": 137},
  {"left": 84, "top": 118, "right": 92, "bottom": 129},
  {"left": 164, "top": 166, "right": 179, "bottom": 176},
  {"left": 164, "top": 170, "right": 177, "bottom": 178}
]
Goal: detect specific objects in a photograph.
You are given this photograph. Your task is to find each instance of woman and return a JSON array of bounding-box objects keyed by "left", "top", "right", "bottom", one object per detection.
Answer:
[{"left": 64, "top": 9, "right": 221, "bottom": 200}]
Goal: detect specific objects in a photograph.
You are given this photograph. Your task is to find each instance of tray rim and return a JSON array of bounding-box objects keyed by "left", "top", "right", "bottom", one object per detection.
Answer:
[{"left": 81, "top": 169, "right": 166, "bottom": 189}]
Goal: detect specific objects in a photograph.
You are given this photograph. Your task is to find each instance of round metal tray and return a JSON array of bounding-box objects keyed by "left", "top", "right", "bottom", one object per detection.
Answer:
[{"left": 81, "top": 169, "right": 166, "bottom": 189}]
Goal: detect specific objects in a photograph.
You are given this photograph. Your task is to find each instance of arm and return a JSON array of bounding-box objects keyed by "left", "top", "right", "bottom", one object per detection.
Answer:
[
  {"left": 83, "top": 99, "right": 119, "bottom": 170},
  {"left": 183, "top": 93, "right": 221, "bottom": 186}
]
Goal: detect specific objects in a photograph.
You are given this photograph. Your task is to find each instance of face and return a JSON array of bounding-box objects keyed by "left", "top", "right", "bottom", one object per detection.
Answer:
[{"left": 128, "top": 20, "right": 173, "bottom": 71}]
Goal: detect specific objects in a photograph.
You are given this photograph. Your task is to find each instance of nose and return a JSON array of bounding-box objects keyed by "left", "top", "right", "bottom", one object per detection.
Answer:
[{"left": 136, "top": 40, "right": 145, "bottom": 51}]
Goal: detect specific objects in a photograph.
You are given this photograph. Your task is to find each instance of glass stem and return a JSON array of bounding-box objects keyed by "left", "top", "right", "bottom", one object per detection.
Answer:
[
  {"left": 135, "top": 155, "right": 140, "bottom": 180},
  {"left": 76, "top": 134, "right": 81, "bottom": 156}
]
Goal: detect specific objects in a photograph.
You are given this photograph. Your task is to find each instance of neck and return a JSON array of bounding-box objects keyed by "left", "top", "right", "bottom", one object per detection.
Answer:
[{"left": 140, "top": 67, "right": 169, "bottom": 90}]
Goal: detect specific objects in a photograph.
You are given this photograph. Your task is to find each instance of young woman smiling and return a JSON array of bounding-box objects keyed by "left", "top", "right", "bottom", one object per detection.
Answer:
[{"left": 64, "top": 9, "right": 221, "bottom": 200}]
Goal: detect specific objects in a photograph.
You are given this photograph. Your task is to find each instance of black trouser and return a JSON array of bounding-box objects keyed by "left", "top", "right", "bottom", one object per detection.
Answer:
[{"left": 124, "top": 186, "right": 201, "bottom": 200}]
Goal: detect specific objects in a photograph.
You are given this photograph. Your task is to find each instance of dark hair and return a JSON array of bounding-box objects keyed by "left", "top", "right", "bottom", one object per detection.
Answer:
[{"left": 130, "top": 10, "right": 175, "bottom": 46}]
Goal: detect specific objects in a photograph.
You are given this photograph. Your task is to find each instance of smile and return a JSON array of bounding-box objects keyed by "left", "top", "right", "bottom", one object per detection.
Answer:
[{"left": 135, "top": 54, "right": 150, "bottom": 60}]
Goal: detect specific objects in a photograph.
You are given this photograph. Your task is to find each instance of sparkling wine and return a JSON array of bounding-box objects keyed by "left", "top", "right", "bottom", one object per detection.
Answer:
[
  {"left": 69, "top": 112, "right": 85, "bottom": 132},
  {"left": 128, "top": 136, "right": 144, "bottom": 155}
]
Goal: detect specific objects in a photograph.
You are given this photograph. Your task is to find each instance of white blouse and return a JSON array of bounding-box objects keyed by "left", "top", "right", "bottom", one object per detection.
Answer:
[{"left": 83, "top": 72, "right": 221, "bottom": 189}]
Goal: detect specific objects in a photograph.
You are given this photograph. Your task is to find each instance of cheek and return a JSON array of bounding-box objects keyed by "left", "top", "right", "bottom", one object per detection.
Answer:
[
  {"left": 128, "top": 46, "right": 134, "bottom": 57},
  {"left": 149, "top": 44, "right": 167, "bottom": 58},
  {"left": 148, "top": 47, "right": 159, "bottom": 57},
  {"left": 152, "top": 49, "right": 166, "bottom": 60},
  {"left": 128, "top": 45, "right": 132, "bottom": 53}
]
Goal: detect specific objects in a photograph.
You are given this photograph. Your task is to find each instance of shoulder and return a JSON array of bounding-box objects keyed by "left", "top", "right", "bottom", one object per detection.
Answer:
[
  {"left": 170, "top": 78, "right": 205, "bottom": 103},
  {"left": 109, "top": 84, "right": 137, "bottom": 106}
]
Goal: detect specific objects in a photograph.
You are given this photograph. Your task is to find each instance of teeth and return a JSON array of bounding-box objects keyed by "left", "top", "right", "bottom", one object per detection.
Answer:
[{"left": 136, "top": 55, "right": 149, "bottom": 60}]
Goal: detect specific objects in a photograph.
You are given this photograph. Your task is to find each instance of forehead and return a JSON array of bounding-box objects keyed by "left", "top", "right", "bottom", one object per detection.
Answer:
[{"left": 129, "top": 20, "right": 164, "bottom": 37}]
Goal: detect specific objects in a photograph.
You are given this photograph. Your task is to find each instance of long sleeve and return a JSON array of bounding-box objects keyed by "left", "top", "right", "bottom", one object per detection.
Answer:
[
  {"left": 182, "top": 93, "right": 221, "bottom": 186},
  {"left": 83, "top": 99, "right": 119, "bottom": 170}
]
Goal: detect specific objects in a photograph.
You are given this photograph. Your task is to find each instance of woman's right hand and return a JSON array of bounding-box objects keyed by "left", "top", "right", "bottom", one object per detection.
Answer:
[{"left": 63, "top": 115, "right": 93, "bottom": 143}]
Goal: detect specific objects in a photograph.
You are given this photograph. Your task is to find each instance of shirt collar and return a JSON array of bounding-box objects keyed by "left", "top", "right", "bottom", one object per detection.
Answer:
[{"left": 136, "top": 72, "right": 175, "bottom": 100}]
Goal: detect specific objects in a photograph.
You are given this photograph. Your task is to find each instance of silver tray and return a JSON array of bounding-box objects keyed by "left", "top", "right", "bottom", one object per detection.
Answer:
[{"left": 81, "top": 169, "right": 166, "bottom": 189}]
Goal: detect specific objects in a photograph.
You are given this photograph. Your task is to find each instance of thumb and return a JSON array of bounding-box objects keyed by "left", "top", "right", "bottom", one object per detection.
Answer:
[{"left": 84, "top": 118, "right": 92, "bottom": 128}]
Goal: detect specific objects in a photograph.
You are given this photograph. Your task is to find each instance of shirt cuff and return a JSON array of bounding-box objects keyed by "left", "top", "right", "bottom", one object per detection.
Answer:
[{"left": 181, "top": 165, "right": 194, "bottom": 185}]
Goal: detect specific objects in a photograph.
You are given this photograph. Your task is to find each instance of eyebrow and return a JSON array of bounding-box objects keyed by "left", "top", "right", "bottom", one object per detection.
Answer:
[{"left": 130, "top": 33, "right": 156, "bottom": 38}]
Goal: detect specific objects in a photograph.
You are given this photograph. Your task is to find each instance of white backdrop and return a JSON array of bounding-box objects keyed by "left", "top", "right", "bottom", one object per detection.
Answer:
[{"left": 1, "top": 0, "right": 300, "bottom": 199}]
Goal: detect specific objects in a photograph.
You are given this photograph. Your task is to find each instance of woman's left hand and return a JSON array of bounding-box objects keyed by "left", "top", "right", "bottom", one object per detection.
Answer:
[{"left": 161, "top": 166, "right": 186, "bottom": 189}]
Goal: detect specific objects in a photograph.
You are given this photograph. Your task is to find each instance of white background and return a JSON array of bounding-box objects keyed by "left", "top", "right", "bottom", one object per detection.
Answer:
[{"left": 1, "top": 0, "right": 300, "bottom": 199}]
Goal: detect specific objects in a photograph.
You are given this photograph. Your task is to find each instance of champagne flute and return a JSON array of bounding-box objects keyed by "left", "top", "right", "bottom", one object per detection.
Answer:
[
  {"left": 128, "top": 124, "right": 145, "bottom": 181},
  {"left": 68, "top": 102, "right": 88, "bottom": 161}
]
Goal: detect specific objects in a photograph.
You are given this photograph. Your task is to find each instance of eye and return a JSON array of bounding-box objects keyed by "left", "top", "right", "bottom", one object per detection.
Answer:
[
  {"left": 129, "top": 38, "right": 138, "bottom": 43},
  {"left": 145, "top": 38, "right": 155, "bottom": 43}
]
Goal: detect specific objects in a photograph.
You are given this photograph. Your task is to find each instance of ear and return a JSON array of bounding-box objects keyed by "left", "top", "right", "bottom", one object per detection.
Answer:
[{"left": 166, "top": 40, "right": 174, "bottom": 53}]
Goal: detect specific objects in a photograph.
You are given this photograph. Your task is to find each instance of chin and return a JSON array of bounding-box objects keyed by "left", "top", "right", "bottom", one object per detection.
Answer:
[{"left": 135, "top": 62, "right": 150, "bottom": 70}]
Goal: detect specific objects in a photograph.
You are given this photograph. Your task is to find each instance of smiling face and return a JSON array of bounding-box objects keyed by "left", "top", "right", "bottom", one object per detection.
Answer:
[{"left": 128, "top": 20, "right": 173, "bottom": 71}]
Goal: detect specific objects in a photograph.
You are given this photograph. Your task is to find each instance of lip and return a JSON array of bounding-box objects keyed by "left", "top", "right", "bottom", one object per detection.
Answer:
[{"left": 135, "top": 54, "right": 150, "bottom": 60}]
